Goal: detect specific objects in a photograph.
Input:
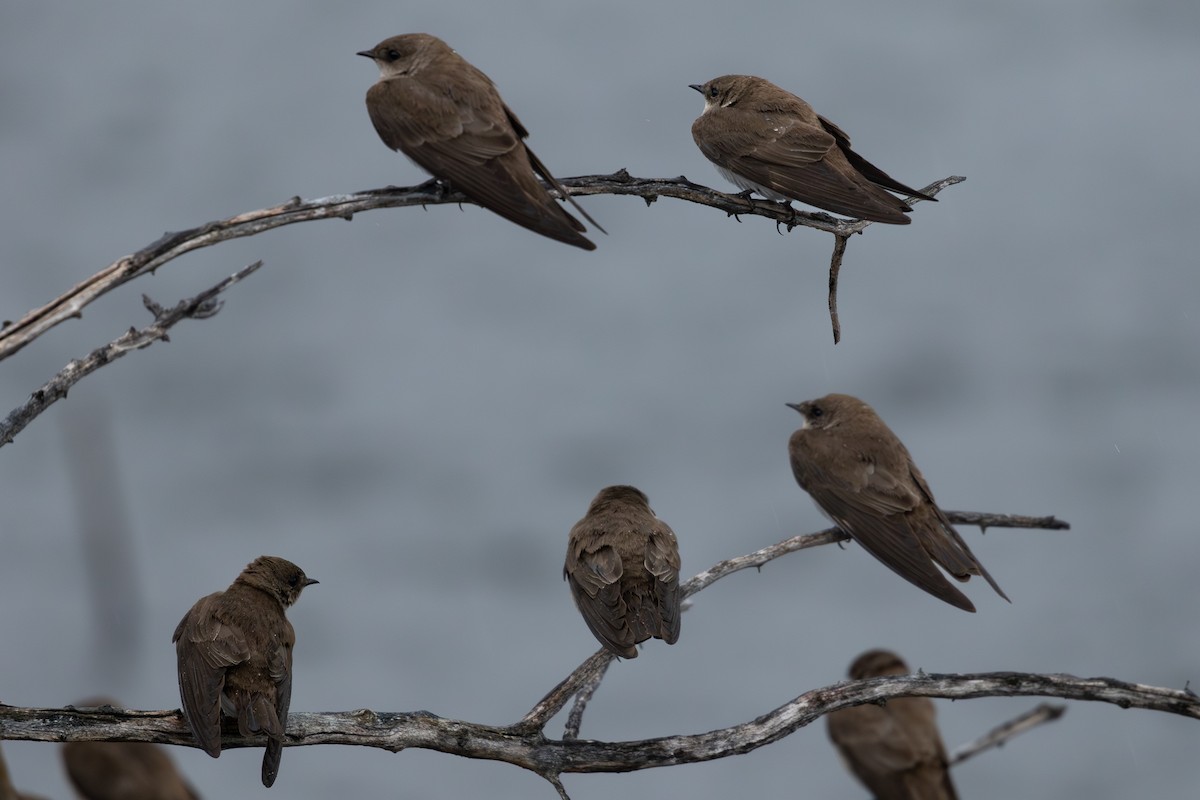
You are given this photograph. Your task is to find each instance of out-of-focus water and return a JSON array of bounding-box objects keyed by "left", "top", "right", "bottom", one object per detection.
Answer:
[{"left": 1, "top": 2, "right": 1197, "bottom": 798}]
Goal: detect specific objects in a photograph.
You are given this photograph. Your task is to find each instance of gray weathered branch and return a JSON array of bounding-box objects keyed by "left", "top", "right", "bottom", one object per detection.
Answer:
[
  {"left": 0, "top": 509, "right": 1084, "bottom": 790},
  {"left": 0, "top": 173, "right": 963, "bottom": 363},
  {"left": 949, "top": 702, "right": 1067, "bottom": 765},
  {"left": 519, "top": 511, "right": 1068, "bottom": 735},
  {"left": 0, "top": 262, "right": 263, "bottom": 449},
  {"left": 0, "top": 673, "right": 1191, "bottom": 779}
]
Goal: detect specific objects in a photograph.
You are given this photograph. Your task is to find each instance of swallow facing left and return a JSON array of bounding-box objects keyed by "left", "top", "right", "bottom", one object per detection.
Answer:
[
  {"left": 691, "top": 75, "right": 934, "bottom": 224},
  {"left": 787, "top": 393, "right": 1008, "bottom": 611},
  {"left": 359, "top": 33, "right": 602, "bottom": 249}
]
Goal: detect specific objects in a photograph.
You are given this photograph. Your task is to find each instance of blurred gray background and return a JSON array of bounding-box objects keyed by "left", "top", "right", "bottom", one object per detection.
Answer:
[{"left": 2, "top": 1, "right": 1197, "bottom": 797}]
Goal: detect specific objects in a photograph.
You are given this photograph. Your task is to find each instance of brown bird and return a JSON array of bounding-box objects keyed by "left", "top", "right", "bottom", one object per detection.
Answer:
[
  {"left": 0, "top": 741, "right": 48, "bottom": 800},
  {"left": 564, "top": 485, "right": 682, "bottom": 658},
  {"left": 62, "top": 698, "right": 200, "bottom": 800},
  {"left": 690, "top": 75, "right": 934, "bottom": 224},
  {"left": 787, "top": 394, "right": 1008, "bottom": 611},
  {"left": 827, "top": 649, "right": 959, "bottom": 800},
  {"left": 172, "top": 556, "right": 317, "bottom": 788},
  {"left": 358, "top": 33, "right": 602, "bottom": 249}
]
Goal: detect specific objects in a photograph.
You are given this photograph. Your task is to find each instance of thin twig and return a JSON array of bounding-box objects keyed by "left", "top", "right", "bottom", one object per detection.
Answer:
[
  {"left": 544, "top": 773, "right": 573, "bottom": 800},
  {"left": 818, "top": 179, "right": 958, "bottom": 344},
  {"left": 949, "top": 702, "right": 1068, "bottom": 765},
  {"left": 828, "top": 234, "right": 849, "bottom": 343},
  {"left": 516, "top": 650, "right": 615, "bottom": 735},
  {"left": 945, "top": 510, "right": 1070, "bottom": 532},
  {"left": 563, "top": 658, "right": 612, "bottom": 741},
  {"left": 0, "top": 262, "right": 263, "bottom": 449}
]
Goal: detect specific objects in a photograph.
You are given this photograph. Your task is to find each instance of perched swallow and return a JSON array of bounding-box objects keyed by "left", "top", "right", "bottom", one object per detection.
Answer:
[
  {"left": 690, "top": 75, "right": 934, "bottom": 224},
  {"left": 359, "top": 33, "right": 602, "bottom": 249},
  {"left": 173, "top": 556, "right": 317, "bottom": 787},
  {"left": 827, "top": 649, "right": 959, "bottom": 800},
  {"left": 787, "top": 394, "right": 1008, "bottom": 611},
  {"left": 62, "top": 698, "right": 200, "bottom": 800},
  {"left": 564, "top": 485, "right": 682, "bottom": 658}
]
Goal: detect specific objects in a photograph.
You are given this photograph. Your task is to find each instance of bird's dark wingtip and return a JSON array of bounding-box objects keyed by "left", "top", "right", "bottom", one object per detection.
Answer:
[{"left": 941, "top": 585, "right": 976, "bottom": 612}]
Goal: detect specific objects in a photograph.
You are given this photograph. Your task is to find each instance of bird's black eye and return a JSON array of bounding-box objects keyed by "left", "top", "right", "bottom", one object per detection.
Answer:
[
  {"left": 810, "top": 406, "right": 823, "bottom": 418},
  {"left": 709, "top": 85, "right": 719, "bottom": 98},
  {"left": 289, "top": 575, "right": 301, "bottom": 587},
  {"left": 384, "top": 48, "right": 401, "bottom": 62}
]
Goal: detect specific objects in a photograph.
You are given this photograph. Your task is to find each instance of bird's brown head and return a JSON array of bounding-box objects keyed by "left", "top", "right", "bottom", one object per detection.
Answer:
[
  {"left": 357, "top": 33, "right": 451, "bottom": 79},
  {"left": 587, "top": 484, "right": 652, "bottom": 514},
  {"left": 786, "top": 393, "right": 873, "bottom": 433},
  {"left": 690, "top": 75, "right": 776, "bottom": 111},
  {"left": 237, "top": 556, "right": 318, "bottom": 607},
  {"left": 847, "top": 648, "right": 910, "bottom": 680}
]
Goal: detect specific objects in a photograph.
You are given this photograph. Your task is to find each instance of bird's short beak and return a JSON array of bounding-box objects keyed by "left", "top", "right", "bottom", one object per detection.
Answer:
[
  {"left": 785, "top": 402, "right": 804, "bottom": 414},
  {"left": 356, "top": 50, "right": 375, "bottom": 59},
  {"left": 304, "top": 577, "right": 320, "bottom": 587},
  {"left": 688, "top": 84, "right": 704, "bottom": 94}
]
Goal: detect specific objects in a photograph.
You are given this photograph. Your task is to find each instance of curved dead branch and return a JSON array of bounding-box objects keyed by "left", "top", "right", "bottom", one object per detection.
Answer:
[{"left": 0, "top": 173, "right": 963, "bottom": 362}]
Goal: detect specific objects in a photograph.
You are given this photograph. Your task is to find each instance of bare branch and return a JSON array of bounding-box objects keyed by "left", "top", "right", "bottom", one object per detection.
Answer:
[
  {"left": 0, "top": 262, "right": 263, "bottom": 449},
  {"left": 686, "top": 509, "right": 1066, "bottom": 600},
  {"left": 0, "top": 174, "right": 964, "bottom": 363},
  {"left": 945, "top": 510, "right": 1071, "bottom": 532},
  {"left": 1, "top": 673, "right": 1192, "bottom": 779},
  {"left": 815, "top": 179, "right": 955, "bottom": 343},
  {"left": 520, "top": 510, "right": 1067, "bottom": 733},
  {"left": 517, "top": 650, "right": 616, "bottom": 735},
  {"left": 949, "top": 702, "right": 1068, "bottom": 766},
  {"left": 544, "top": 773, "right": 573, "bottom": 800},
  {"left": 563, "top": 658, "right": 611, "bottom": 741},
  {"left": 0, "top": 508, "right": 1154, "bottom": 786},
  {"left": 828, "top": 234, "right": 849, "bottom": 343}
]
